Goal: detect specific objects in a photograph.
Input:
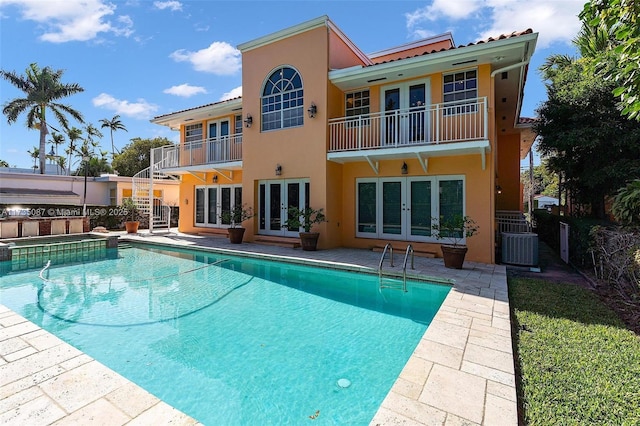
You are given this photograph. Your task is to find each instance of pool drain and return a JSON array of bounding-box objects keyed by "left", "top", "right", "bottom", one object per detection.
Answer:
[{"left": 337, "top": 378, "right": 351, "bottom": 388}]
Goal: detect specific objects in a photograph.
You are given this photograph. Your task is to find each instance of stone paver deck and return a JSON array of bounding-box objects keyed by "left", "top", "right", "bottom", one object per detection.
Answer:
[{"left": 1, "top": 231, "right": 517, "bottom": 425}]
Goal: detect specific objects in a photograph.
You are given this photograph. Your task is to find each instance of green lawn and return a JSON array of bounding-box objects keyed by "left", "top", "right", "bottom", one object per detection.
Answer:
[{"left": 509, "top": 278, "right": 640, "bottom": 425}]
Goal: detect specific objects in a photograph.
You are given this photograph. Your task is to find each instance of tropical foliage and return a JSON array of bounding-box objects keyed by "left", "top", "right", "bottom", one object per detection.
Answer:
[
  {"left": 581, "top": 0, "right": 640, "bottom": 120},
  {"left": 0, "top": 63, "right": 84, "bottom": 174},
  {"left": 611, "top": 179, "right": 640, "bottom": 225},
  {"left": 112, "top": 137, "right": 173, "bottom": 176},
  {"left": 535, "top": 25, "right": 640, "bottom": 218}
]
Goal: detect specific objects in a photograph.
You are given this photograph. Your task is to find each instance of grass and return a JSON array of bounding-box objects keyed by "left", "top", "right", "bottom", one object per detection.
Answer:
[{"left": 509, "top": 278, "right": 640, "bottom": 425}]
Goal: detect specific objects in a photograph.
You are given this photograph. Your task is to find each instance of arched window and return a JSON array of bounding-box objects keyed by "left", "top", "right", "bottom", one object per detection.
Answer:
[{"left": 261, "top": 66, "right": 303, "bottom": 131}]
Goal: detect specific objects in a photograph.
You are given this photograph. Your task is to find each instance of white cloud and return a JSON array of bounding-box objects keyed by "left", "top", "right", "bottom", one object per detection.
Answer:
[
  {"left": 153, "top": 1, "right": 182, "bottom": 11},
  {"left": 92, "top": 93, "right": 158, "bottom": 119},
  {"left": 406, "top": 0, "right": 483, "bottom": 25},
  {"left": 220, "top": 86, "right": 242, "bottom": 101},
  {"left": 169, "top": 41, "right": 241, "bottom": 75},
  {"left": 163, "top": 84, "right": 207, "bottom": 97},
  {"left": 406, "top": 0, "right": 584, "bottom": 48},
  {"left": 0, "top": 0, "right": 134, "bottom": 43},
  {"left": 480, "top": 0, "right": 583, "bottom": 49}
]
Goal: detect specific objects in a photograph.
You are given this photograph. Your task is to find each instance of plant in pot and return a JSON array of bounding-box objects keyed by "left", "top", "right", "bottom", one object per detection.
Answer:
[
  {"left": 220, "top": 204, "right": 254, "bottom": 244},
  {"left": 431, "top": 215, "right": 479, "bottom": 269},
  {"left": 282, "top": 206, "right": 327, "bottom": 251},
  {"left": 122, "top": 198, "right": 141, "bottom": 234}
]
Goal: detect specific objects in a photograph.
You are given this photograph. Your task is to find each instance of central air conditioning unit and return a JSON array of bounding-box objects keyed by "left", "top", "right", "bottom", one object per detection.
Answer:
[{"left": 501, "top": 232, "right": 539, "bottom": 266}]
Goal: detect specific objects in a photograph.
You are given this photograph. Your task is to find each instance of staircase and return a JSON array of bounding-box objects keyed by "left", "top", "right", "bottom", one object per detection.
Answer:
[{"left": 131, "top": 162, "right": 175, "bottom": 233}]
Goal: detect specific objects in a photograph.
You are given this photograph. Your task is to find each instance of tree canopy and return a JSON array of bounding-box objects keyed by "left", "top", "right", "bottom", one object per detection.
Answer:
[
  {"left": 535, "top": 55, "right": 640, "bottom": 218},
  {"left": 112, "top": 137, "right": 174, "bottom": 176},
  {"left": 581, "top": 0, "right": 640, "bottom": 120},
  {"left": 0, "top": 63, "right": 84, "bottom": 174}
]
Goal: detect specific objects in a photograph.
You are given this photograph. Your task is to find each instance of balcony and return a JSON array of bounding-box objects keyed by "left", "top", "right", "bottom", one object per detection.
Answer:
[
  {"left": 153, "top": 134, "right": 243, "bottom": 172},
  {"left": 328, "top": 97, "right": 489, "bottom": 167}
]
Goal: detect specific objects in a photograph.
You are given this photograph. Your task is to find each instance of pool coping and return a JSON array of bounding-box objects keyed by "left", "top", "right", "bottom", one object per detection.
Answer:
[{"left": 1, "top": 232, "right": 517, "bottom": 425}]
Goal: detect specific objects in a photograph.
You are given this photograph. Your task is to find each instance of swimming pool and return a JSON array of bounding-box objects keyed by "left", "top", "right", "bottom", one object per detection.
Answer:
[{"left": 0, "top": 243, "right": 450, "bottom": 424}]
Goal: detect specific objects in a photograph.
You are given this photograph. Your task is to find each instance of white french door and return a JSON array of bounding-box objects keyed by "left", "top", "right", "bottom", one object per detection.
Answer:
[
  {"left": 258, "top": 179, "right": 309, "bottom": 237},
  {"left": 382, "top": 79, "right": 430, "bottom": 145},
  {"left": 357, "top": 176, "right": 464, "bottom": 242},
  {"left": 207, "top": 119, "right": 230, "bottom": 163},
  {"left": 194, "top": 184, "right": 242, "bottom": 227}
]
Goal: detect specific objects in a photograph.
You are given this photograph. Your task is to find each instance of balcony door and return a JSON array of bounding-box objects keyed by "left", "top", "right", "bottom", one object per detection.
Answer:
[
  {"left": 207, "top": 119, "right": 230, "bottom": 163},
  {"left": 382, "top": 79, "right": 430, "bottom": 145},
  {"left": 258, "top": 179, "right": 309, "bottom": 237}
]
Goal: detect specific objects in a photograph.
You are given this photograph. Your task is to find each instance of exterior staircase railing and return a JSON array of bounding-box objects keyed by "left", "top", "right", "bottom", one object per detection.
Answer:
[{"left": 131, "top": 150, "right": 176, "bottom": 233}]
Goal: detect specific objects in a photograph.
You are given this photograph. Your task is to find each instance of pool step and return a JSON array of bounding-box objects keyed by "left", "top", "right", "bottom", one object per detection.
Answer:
[
  {"left": 372, "top": 244, "right": 436, "bottom": 258},
  {"left": 379, "top": 276, "right": 406, "bottom": 291},
  {"left": 253, "top": 235, "right": 301, "bottom": 249}
]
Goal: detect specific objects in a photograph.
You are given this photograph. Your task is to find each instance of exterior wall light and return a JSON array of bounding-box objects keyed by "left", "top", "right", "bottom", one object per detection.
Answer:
[
  {"left": 275, "top": 164, "right": 282, "bottom": 176},
  {"left": 496, "top": 185, "right": 503, "bottom": 194},
  {"left": 307, "top": 103, "right": 317, "bottom": 118},
  {"left": 401, "top": 162, "right": 408, "bottom": 175},
  {"left": 213, "top": 175, "right": 218, "bottom": 183},
  {"left": 244, "top": 114, "right": 253, "bottom": 128}
]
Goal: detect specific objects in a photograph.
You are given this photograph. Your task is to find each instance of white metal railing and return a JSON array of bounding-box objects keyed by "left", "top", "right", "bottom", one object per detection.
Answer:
[
  {"left": 329, "top": 97, "right": 487, "bottom": 152},
  {"left": 131, "top": 164, "right": 173, "bottom": 232},
  {"left": 153, "top": 133, "right": 243, "bottom": 170},
  {"left": 496, "top": 210, "right": 532, "bottom": 234}
]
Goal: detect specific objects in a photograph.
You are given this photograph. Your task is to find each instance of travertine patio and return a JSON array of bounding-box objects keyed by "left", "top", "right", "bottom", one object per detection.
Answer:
[{"left": 0, "top": 231, "right": 516, "bottom": 425}]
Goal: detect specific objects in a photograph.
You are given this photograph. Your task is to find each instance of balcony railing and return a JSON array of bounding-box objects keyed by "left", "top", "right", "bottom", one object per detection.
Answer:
[
  {"left": 153, "top": 134, "right": 243, "bottom": 170},
  {"left": 329, "top": 97, "right": 487, "bottom": 152}
]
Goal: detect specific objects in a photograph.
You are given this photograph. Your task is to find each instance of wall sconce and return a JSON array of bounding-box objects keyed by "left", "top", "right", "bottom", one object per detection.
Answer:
[
  {"left": 401, "top": 162, "right": 408, "bottom": 175},
  {"left": 184, "top": 198, "right": 189, "bottom": 205},
  {"left": 307, "top": 103, "right": 317, "bottom": 118},
  {"left": 213, "top": 175, "right": 218, "bottom": 183},
  {"left": 275, "top": 164, "right": 282, "bottom": 176},
  {"left": 496, "top": 185, "right": 502, "bottom": 194},
  {"left": 244, "top": 114, "right": 253, "bottom": 128}
]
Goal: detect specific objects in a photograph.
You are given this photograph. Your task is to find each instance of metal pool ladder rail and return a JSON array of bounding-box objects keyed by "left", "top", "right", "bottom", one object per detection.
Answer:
[{"left": 379, "top": 243, "right": 412, "bottom": 292}]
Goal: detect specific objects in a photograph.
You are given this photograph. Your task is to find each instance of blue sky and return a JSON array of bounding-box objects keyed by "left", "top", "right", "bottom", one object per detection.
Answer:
[{"left": 0, "top": 0, "right": 584, "bottom": 169}]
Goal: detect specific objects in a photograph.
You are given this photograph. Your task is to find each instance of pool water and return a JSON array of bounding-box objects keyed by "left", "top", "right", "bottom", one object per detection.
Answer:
[{"left": 0, "top": 244, "right": 450, "bottom": 425}]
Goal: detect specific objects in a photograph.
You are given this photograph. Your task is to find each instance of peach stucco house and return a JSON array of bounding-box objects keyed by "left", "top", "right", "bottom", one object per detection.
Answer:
[{"left": 150, "top": 16, "right": 538, "bottom": 264}]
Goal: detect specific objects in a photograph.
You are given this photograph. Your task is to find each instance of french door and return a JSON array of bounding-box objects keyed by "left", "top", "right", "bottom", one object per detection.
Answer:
[
  {"left": 194, "top": 184, "right": 242, "bottom": 227},
  {"left": 258, "top": 179, "right": 309, "bottom": 237},
  {"left": 357, "top": 176, "right": 464, "bottom": 242},
  {"left": 207, "top": 119, "right": 230, "bottom": 163},
  {"left": 382, "top": 79, "right": 430, "bottom": 145}
]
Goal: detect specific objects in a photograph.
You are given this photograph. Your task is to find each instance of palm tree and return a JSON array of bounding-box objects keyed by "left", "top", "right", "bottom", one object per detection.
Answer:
[
  {"left": 56, "top": 156, "right": 67, "bottom": 175},
  {"left": 48, "top": 131, "right": 65, "bottom": 157},
  {"left": 83, "top": 123, "right": 103, "bottom": 149},
  {"left": 27, "top": 147, "right": 39, "bottom": 173},
  {"left": 65, "top": 126, "right": 82, "bottom": 175},
  {"left": 1, "top": 63, "right": 84, "bottom": 174},
  {"left": 99, "top": 115, "right": 127, "bottom": 160}
]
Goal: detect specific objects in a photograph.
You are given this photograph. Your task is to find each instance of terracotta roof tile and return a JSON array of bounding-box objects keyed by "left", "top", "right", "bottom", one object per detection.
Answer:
[
  {"left": 370, "top": 29, "right": 533, "bottom": 66},
  {"left": 518, "top": 117, "right": 538, "bottom": 124}
]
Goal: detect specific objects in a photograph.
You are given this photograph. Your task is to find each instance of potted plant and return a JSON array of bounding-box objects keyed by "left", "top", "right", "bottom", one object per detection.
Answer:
[
  {"left": 122, "top": 198, "right": 140, "bottom": 234},
  {"left": 220, "top": 204, "right": 254, "bottom": 244},
  {"left": 282, "top": 206, "right": 327, "bottom": 251},
  {"left": 431, "top": 215, "right": 479, "bottom": 269}
]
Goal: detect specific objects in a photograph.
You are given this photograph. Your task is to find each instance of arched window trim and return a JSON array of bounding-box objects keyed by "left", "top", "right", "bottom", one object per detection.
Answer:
[{"left": 260, "top": 65, "right": 304, "bottom": 131}]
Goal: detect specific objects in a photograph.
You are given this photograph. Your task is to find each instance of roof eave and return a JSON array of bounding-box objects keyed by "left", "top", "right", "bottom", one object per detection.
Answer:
[
  {"left": 330, "top": 32, "right": 538, "bottom": 87},
  {"left": 151, "top": 98, "right": 243, "bottom": 129}
]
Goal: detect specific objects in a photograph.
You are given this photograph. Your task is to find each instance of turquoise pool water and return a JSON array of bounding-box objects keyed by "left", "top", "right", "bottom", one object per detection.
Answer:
[{"left": 0, "top": 244, "right": 450, "bottom": 425}]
